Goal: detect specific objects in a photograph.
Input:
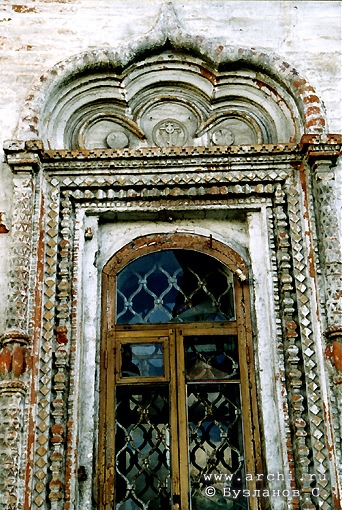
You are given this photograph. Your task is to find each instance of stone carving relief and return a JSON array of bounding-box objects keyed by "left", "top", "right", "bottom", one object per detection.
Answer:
[
  {"left": 105, "top": 130, "right": 130, "bottom": 149},
  {"left": 35, "top": 51, "right": 304, "bottom": 150},
  {"left": 152, "top": 119, "right": 188, "bottom": 147},
  {"left": 64, "top": 101, "right": 144, "bottom": 150},
  {"left": 137, "top": 99, "right": 200, "bottom": 147},
  {"left": 209, "top": 115, "right": 262, "bottom": 146},
  {"left": 79, "top": 119, "right": 131, "bottom": 149},
  {"left": 211, "top": 127, "right": 235, "bottom": 146}
]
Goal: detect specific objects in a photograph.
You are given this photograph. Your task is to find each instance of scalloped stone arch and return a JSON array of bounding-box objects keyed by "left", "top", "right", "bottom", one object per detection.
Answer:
[{"left": 16, "top": 23, "right": 327, "bottom": 146}]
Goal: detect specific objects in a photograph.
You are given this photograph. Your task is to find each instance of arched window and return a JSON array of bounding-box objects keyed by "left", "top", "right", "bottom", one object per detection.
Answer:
[
  {"left": 99, "top": 238, "right": 262, "bottom": 510},
  {"left": 116, "top": 250, "right": 235, "bottom": 325}
]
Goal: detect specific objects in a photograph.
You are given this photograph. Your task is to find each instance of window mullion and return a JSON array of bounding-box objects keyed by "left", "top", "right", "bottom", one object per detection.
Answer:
[
  {"left": 169, "top": 328, "right": 182, "bottom": 508},
  {"left": 175, "top": 328, "right": 190, "bottom": 510}
]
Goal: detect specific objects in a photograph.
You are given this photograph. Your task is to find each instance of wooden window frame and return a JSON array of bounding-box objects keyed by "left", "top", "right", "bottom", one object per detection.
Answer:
[
  {"left": 115, "top": 333, "right": 170, "bottom": 384},
  {"left": 98, "top": 234, "right": 263, "bottom": 510}
]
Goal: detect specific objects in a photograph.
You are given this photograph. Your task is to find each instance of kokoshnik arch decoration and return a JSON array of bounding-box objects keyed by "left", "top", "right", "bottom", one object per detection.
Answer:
[
  {"left": 31, "top": 49, "right": 304, "bottom": 150},
  {"left": 16, "top": 3, "right": 327, "bottom": 148},
  {"left": 1, "top": 4, "right": 342, "bottom": 510}
]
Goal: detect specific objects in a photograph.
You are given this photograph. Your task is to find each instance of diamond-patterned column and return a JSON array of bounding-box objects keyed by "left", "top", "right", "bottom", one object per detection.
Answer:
[
  {"left": 273, "top": 183, "right": 317, "bottom": 509},
  {"left": 48, "top": 191, "right": 74, "bottom": 509},
  {"left": 0, "top": 382, "right": 27, "bottom": 510},
  {"left": 312, "top": 159, "right": 342, "bottom": 349},
  {"left": 32, "top": 183, "right": 61, "bottom": 509},
  {"left": 1, "top": 142, "right": 40, "bottom": 510},
  {"left": 312, "top": 158, "right": 342, "bottom": 502},
  {"left": 286, "top": 174, "right": 332, "bottom": 508}
]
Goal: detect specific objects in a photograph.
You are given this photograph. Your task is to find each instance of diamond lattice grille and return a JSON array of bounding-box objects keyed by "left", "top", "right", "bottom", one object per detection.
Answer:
[
  {"left": 117, "top": 250, "right": 235, "bottom": 324},
  {"left": 115, "top": 386, "right": 171, "bottom": 510},
  {"left": 188, "top": 384, "right": 247, "bottom": 509}
]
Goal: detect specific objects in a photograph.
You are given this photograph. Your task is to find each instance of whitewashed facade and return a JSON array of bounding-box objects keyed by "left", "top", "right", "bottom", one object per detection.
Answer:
[{"left": 0, "top": 2, "right": 341, "bottom": 509}]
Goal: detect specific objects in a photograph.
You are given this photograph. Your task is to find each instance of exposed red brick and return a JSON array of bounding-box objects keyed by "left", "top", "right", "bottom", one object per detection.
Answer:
[
  {"left": 306, "top": 117, "right": 326, "bottom": 128},
  {"left": 0, "top": 224, "right": 9, "bottom": 233},
  {"left": 332, "top": 341, "right": 342, "bottom": 371},
  {"left": 285, "top": 321, "right": 298, "bottom": 338},
  {"left": 305, "top": 85, "right": 316, "bottom": 94},
  {"left": 199, "top": 66, "right": 217, "bottom": 84},
  {"left": 304, "top": 106, "right": 321, "bottom": 118},
  {"left": 303, "top": 94, "right": 320, "bottom": 104},
  {"left": 12, "top": 5, "right": 38, "bottom": 13},
  {"left": 0, "top": 347, "right": 12, "bottom": 374},
  {"left": 56, "top": 325, "right": 68, "bottom": 345},
  {"left": 51, "top": 433, "right": 64, "bottom": 443},
  {"left": 293, "top": 78, "right": 307, "bottom": 89},
  {"left": 51, "top": 423, "right": 64, "bottom": 436},
  {"left": 12, "top": 344, "right": 26, "bottom": 377}
]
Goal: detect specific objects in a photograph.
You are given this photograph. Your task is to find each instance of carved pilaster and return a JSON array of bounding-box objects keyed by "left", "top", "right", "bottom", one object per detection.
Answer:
[
  {"left": 311, "top": 157, "right": 342, "bottom": 505},
  {"left": 312, "top": 159, "right": 342, "bottom": 368},
  {"left": 0, "top": 332, "right": 30, "bottom": 510},
  {"left": 3, "top": 140, "right": 41, "bottom": 332},
  {"left": 1, "top": 141, "right": 41, "bottom": 510},
  {"left": 274, "top": 184, "right": 317, "bottom": 508},
  {"left": 49, "top": 191, "right": 74, "bottom": 509}
]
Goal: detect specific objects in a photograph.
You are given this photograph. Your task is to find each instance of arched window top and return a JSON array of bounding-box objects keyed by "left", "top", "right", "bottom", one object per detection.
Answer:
[{"left": 116, "top": 249, "right": 235, "bottom": 325}]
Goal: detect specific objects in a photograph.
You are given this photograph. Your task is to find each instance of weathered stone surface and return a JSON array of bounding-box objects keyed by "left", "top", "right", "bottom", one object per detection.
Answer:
[{"left": 0, "top": 2, "right": 341, "bottom": 510}]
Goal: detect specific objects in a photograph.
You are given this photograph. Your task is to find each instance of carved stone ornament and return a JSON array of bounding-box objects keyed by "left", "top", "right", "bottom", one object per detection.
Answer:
[
  {"left": 212, "top": 127, "right": 235, "bottom": 146},
  {"left": 106, "top": 131, "right": 129, "bottom": 149},
  {"left": 0, "top": 135, "right": 341, "bottom": 510},
  {"left": 152, "top": 119, "right": 188, "bottom": 147}
]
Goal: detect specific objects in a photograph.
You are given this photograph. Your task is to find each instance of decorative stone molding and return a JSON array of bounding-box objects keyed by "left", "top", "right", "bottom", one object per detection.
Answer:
[
  {"left": 0, "top": 331, "right": 29, "bottom": 510},
  {"left": 311, "top": 157, "right": 342, "bottom": 345},
  {"left": 3, "top": 137, "right": 340, "bottom": 509},
  {"left": 4, "top": 180, "right": 34, "bottom": 332},
  {"left": 0, "top": 386, "right": 27, "bottom": 510},
  {"left": 15, "top": 5, "right": 327, "bottom": 149},
  {"left": 0, "top": 141, "right": 40, "bottom": 510}
]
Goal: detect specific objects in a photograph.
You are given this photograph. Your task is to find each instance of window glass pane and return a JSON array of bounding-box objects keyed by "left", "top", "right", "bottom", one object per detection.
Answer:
[
  {"left": 115, "top": 386, "right": 171, "bottom": 509},
  {"left": 187, "top": 383, "right": 248, "bottom": 510},
  {"left": 121, "top": 343, "right": 164, "bottom": 378},
  {"left": 185, "top": 335, "right": 239, "bottom": 380},
  {"left": 117, "top": 250, "right": 235, "bottom": 324}
]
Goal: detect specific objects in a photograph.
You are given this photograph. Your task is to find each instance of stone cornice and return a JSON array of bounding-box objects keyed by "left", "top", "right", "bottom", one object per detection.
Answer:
[
  {"left": 3, "top": 135, "right": 340, "bottom": 174},
  {"left": 3, "top": 139, "right": 43, "bottom": 173},
  {"left": 300, "top": 134, "right": 342, "bottom": 164}
]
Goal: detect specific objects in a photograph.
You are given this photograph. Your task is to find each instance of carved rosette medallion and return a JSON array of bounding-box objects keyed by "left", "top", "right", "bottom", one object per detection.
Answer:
[
  {"left": 212, "top": 127, "right": 235, "bottom": 146},
  {"left": 106, "top": 131, "right": 129, "bottom": 149},
  {"left": 152, "top": 119, "right": 188, "bottom": 147}
]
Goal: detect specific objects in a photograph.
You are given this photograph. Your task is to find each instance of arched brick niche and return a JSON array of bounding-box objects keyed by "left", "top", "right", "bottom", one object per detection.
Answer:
[{"left": 17, "top": 41, "right": 327, "bottom": 150}]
